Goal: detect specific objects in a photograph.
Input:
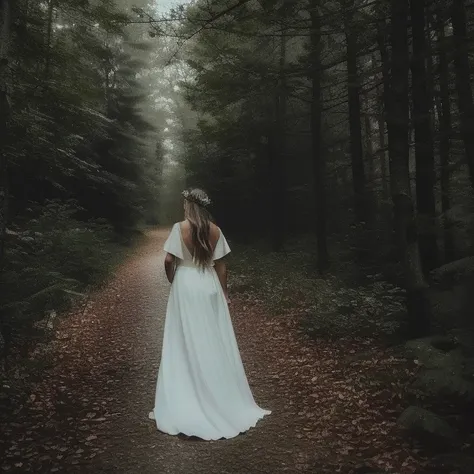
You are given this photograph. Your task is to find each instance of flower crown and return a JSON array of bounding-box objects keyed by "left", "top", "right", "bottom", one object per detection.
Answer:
[{"left": 182, "top": 189, "right": 212, "bottom": 208}]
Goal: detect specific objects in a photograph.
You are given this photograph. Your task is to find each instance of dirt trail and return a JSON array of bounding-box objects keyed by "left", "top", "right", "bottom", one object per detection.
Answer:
[{"left": 0, "top": 229, "right": 426, "bottom": 474}]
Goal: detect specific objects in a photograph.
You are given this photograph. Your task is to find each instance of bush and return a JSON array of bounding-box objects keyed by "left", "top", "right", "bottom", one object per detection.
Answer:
[
  {"left": 0, "top": 200, "right": 126, "bottom": 361},
  {"left": 230, "top": 238, "right": 406, "bottom": 340}
]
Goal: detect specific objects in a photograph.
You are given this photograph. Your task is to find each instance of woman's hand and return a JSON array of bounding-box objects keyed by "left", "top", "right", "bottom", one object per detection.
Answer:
[{"left": 225, "top": 293, "right": 231, "bottom": 305}]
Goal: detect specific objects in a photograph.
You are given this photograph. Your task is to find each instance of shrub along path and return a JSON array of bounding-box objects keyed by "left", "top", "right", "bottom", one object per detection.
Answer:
[{"left": 0, "top": 229, "right": 430, "bottom": 473}]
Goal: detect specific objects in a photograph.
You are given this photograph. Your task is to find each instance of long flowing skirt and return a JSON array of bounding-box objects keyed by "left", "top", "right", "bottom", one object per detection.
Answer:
[{"left": 149, "top": 265, "right": 270, "bottom": 440}]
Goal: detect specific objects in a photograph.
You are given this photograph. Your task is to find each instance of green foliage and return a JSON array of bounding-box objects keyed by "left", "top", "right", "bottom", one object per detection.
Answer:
[
  {"left": 230, "top": 237, "right": 405, "bottom": 339},
  {"left": 0, "top": 201, "right": 124, "bottom": 344},
  {"left": 1, "top": 0, "right": 162, "bottom": 361},
  {"left": 6, "top": 0, "right": 159, "bottom": 231},
  {"left": 398, "top": 406, "right": 457, "bottom": 445}
]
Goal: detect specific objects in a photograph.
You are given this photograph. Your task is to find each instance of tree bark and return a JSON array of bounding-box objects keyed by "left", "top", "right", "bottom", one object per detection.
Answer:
[
  {"left": 363, "top": 91, "right": 374, "bottom": 185},
  {"left": 344, "top": 0, "right": 367, "bottom": 223},
  {"left": 310, "top": 0, "right": 328, "bottom": 272},
  {"left": 377, "top": 84, "right": 389, "bottom": 197},
  {"left": 0, "top": 0, "right": 12, "bottom": 369},
  {"left": 426, "top": 13, "right": 436, "bottom": 133},
  {"left": 451, "top": 0, "right": 474, "bottom": 188},
  {"left": 0, "top": 0, "right": 11, "bottom": 269},
  {"left": 410, "top": 0, "right": 438, "bottom": 272},
  {"left": 270, "top": 7, "right": 288, "bottom": 252},
  {"left": 437, "top": 13, "right": 455, "bottom": 262},
  {"left": 388, "top": 0, "right": 431, "bottom": 337},
  {"left": 376, "top": 21, "right": 391, "bottom": 200}
]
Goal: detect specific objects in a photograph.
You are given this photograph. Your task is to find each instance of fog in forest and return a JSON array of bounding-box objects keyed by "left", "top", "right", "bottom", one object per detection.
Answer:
[{"left": 2, "top": 1, "right": 474, "bottom": 473}]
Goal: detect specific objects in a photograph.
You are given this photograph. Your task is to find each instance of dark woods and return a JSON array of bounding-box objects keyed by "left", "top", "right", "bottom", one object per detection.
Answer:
[
  {"left": 176, "top": 2, "right": 474, "bottom": 465},
  {"left": 0, "top": 0, "right": 162, "bottom": 366},
  {"left": 0, "top": 0, "right": 473, "bottom": 378},
  {"left": 0, "top": 0, "right": 474, "bottom": 468},
  {"left": 2, "top": 0, "right": 473, "bottom": 352},
  {"left": 179, "top": 0, "right": 474, "bottom": 337}
]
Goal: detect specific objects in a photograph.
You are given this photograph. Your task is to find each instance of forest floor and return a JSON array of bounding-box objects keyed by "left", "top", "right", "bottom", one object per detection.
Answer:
[{"left": 0, "top": 229, "right": 436, "bottom": 473}]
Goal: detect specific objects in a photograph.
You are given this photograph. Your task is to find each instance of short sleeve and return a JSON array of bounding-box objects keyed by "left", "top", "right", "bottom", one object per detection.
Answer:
[
  {"left": 163, "top": 224, "right": 184, "bottom": 259},
  {"left": 213, "top": 229, "right": 231, "bottom": 260}
]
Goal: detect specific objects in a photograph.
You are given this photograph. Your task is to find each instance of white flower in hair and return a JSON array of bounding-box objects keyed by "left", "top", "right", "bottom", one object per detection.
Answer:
[{"left": 182, "top": 189, "right": 212, "bottom": 207}]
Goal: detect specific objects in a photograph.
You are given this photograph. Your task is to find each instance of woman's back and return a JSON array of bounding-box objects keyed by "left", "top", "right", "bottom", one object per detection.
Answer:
[{"left": 179, "top": 220, "right": 220, "bottom": 261}]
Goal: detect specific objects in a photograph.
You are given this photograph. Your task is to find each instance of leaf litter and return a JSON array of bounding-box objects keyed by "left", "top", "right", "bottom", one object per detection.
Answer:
[{"left": 0, "top": 232, "right": 432, "bottom": 473}]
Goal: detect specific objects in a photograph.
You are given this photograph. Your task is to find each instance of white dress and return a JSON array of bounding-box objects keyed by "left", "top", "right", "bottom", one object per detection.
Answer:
[{"left": 149, "top": 223, "right": 271, "bottom": 440}]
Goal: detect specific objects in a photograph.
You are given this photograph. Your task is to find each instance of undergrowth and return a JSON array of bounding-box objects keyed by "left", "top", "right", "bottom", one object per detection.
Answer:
[
  {"left": 0, "top": 200, "right": 143, "bottom": 371},
  {"left": 229, "top": 237, "right": 406, "bottom": 341}
]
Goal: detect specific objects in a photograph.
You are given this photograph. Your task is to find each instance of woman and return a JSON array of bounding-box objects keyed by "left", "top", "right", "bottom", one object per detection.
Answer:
[{"left": 149, "top": 188, "right": 270, "bottom": 440}]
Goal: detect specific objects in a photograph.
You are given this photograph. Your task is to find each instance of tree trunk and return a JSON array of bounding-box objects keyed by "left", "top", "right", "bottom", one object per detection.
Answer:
[
  {"left": 388, "top": 0, "right": 430, "bottom": 337},
  {"left": 0, "top": 0, "right": 12, "bottom": 370},
  {"left": 376, "top": 25, "right": 391, "bottom": 199},
  {"left": 0, "top": 0, "right": 11, "bottom": 269},
  {"left": 377, "top": 84, "right": 389, "bottom": 197},
  {"left": 270, "top": 12, "right": 288, "bottom": 252},
  {"left": 426, "top": 13, "right": 436, "bottom": 133},
  {"left": 437, "top": 13, "right": 455, "bottom": 262},
  {"left": 451, "top": 0, "right": 474, "bottom": 188},
  {"left": 310, "top": 1, "right": 328, "bottom": 272},
  {"left": 344, "top": 0, "right": 367, "bottom": 223},
  {"left": 410, "top": 0, "right": 438, "bottom": 272},
  {"left": 363, "top": 91, "right": 374, "bottom": 185}
]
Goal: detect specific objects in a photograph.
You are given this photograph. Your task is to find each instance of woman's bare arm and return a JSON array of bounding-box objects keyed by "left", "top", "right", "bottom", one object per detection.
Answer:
[
  {"left": 164, "top": 253, "right": 176, "bottom": 283},
  {"left": 214, "top": 259, "right": 229, "bottom": 301}
]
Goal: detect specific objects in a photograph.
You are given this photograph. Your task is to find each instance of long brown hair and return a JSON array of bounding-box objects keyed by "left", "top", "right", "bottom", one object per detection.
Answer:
[{"left": 183, "top": 188, "right": 213, "bottom": 269}]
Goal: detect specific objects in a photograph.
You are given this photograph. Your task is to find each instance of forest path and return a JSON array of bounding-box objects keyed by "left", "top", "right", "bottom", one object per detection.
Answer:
[{"left": 0, "top": 229, "right": 425, "bottom": 474}]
